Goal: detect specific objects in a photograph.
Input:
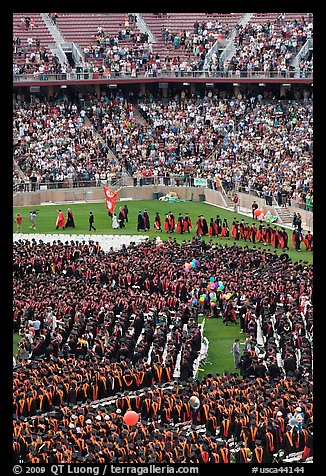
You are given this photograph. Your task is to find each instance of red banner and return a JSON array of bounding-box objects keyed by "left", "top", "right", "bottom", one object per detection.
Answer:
[{"left": 103, "top": 186, "right": 117, "bottom": 213}]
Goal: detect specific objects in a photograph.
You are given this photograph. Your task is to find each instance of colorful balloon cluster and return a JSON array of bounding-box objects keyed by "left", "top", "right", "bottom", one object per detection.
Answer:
[
  {"left": 198, "top": 277, "right": 232, "bottom": 306},
  {"left": 184, "top": 258, "right": 199, "bottom": 273},
  {"left": 187, "top": 297, "right": 198, "bottom": 306}
]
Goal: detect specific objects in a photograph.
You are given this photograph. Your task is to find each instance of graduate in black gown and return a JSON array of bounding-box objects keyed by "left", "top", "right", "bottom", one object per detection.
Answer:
[
  {"left": 137, "top": 211, "right": 145, "bottom": 231},
  {"left": 65, "top": 208, "right": 75, "bottom": 228}
]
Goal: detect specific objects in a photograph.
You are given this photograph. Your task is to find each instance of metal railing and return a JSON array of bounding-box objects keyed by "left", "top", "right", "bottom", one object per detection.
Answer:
[
  {"left": 12, "top": 177, "right": 128, "bottom": 193},
  {"left": 12, "top": 173, "right": 313, "bottom": 213},
  {"left": 225, "top": 181, "right": 313, "bottom": 213},
  {"left": 13, "top": 69, "right": 313, "bottom": 83}
]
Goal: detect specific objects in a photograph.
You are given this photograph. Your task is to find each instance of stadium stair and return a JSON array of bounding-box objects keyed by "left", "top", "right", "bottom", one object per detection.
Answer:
[{"left": 274, "top": 206, "right": 295, "bottom": 227}]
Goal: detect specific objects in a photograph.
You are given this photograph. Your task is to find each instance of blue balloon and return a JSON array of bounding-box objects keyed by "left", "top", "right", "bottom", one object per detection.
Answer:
[{"left": 210, "top": 276, "right": 215, "bottom": 282}]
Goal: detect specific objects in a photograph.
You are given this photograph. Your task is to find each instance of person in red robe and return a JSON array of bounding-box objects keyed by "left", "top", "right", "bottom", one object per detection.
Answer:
[
  {"left": 278, "top": 228, "right": 289, "bottom": 250},
  {"left": 176, "top": 214, "right": 184, "bottom": 233},
  {"left": 255, "top": 225, "right": 262, "bottom": 243},
  {"left": 251, "top": 223, "right": 258, "bottom": 243},
  {"left": 200, "top": 215, "right": 208, "bottom": 235},
  {"left": 220, "top": 219, "right": 229, "bottom": 237},
  {"left": 208, "top": 218, "right": 217, "bottom": 237},
  {"left": 164, "top": 214, "right": 171, "bottom": 233},
  {"left": 271, "top": 227, "right": 279, "bottom": 248},
  {"left": 303, "top": 231, "right": 313, "bottom": 251},
  {"left": 261, "top": 225, "right": 267, "bottom": 245},
  {"left": 196, "top": 216, "right": 204, "bottom": 236},
  {"left": 239, "top": 219, "right": 246, "bottom": 240},
  {"left": 183, "top": 213, "right": 192, "bottom": 233},
  {"left": 244, "top": 223, "right": 251, "bottom": 241},
  {"left": 231, "top": 219, "right": 239, "bottom": 240},
  {"left": 169, "top": 212, "right": 175, "bottom": 232},
  {"left": 154, "top": 212, "right": 162, "bottom": 232},
  {"left": 56, "top": 210, "right": 65, "bottom": 230}
]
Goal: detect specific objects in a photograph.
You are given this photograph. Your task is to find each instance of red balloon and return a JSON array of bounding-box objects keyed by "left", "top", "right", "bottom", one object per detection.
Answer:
[
  {"left": 254, "top": 209, "right": 261, "bottom": 216},
  {"left": 123, "top": 410, "right": 139, "bottom": 426},
  {"left": 201, "top": 451, "right": 209, "bottom": 463}
]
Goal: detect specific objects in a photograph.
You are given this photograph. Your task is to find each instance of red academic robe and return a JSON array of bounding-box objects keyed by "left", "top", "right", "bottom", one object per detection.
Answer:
[
  {"left": 244, "top": 224, "right": 251, "bottom": 241},
  {"left": 196, "top": 219, "right": 204, "bottom": 235},
  {"left": 56, "top": 211, "right": 65, "bottom": 227},
  {"left": 231, "top": 221, "right": 239, "bottom": 239},
  {"left": 154, "top": 218, "right": 161, "bottom": 231},
  {"left": 164, "top": 217, "right": 171, "bottom": 232},
  {"left": 208, "top": 222, "right": 217, "bottom": 236},
  {"left": 176, "top": 217, "right": 184, "bottom": 233},
  {"left": 278, "top": 232, "right": 285, "bottom": 249},
  {"left": 183, "top": 216, "right": 192, "bottom": 232},
  {"left": 220, "top": 223, "right": 228, "bottom": 237},
  {"left": 169, "top": 214, "right": 175, "bottom": 231},
  {"left": 303, "top": 233, "right": 313, "bottom": 250}
]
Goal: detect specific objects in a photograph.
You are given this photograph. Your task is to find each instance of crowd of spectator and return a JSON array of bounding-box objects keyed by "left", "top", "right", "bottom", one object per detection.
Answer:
[
  {"left": 88, "top": 90, "right": 313, "bottom": 209},
  {"left": 12, "top": 97, "right": 121, "bottom": 187},
  {"left": 87, "top": 14, "right": 313, "bottom": 79},
  {"left": 13, "top": 236, "right": 313, "bottom": 463},
  {"left": 13, "top": 13, "right": 313, "bottom": 80},
  {"left": 79, "top": 13, "right": 313, "bottom": 79},
  {"left": 13, "top": 35, "right": 69, "bottom": 79},
  {"left": 216, "top": 16, "right": 313, "bottom": 78},
  {"left": 12, "top": 88, "right": 313, "bottom": 212}
]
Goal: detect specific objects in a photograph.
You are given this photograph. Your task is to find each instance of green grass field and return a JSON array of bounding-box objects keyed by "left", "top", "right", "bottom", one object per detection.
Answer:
[
  {"left": 13, "top": 333, "right": 21, "bottom": 358},
  {"left": 198, "top": 315, "right": 245, "bottom": 375},
  {"left": 13, "top": 199, "right": 312, "bottom": 264},
  {"left": 13, "top": 199, "right": 312, "bottom": 372}
]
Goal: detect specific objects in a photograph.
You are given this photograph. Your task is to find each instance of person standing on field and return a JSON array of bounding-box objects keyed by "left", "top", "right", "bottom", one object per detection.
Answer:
[
  {"left": 15, "top": 213, "right": 23, "bottom": 232},
  {"left": 231, "top": 338, "right": 241, "bottom": 369},
  {"left": 233, "top": 194, "right": 239, "bottom": 213},
  {"left": 65, "top": 208, "right": 75, "bottom": 228},
  {"left": 89, "top": 211, "right": 96, "bottom": 231},
  {"left": 56, "top": 210, "right": 65, "bottom": 230},
  {"left": 252, "top": 201, "right": 259, "bottom": 219},
  {"left": 123, "top": 204, "right": 129, "bottom": 223},
  {"left": 29, "top": 210, "right": 37, "bottom": 230}
]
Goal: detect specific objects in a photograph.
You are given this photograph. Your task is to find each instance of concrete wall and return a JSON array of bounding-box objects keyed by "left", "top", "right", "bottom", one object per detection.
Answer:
[{"left": 13, "top": 185, "right": 226, "bottom": 206}]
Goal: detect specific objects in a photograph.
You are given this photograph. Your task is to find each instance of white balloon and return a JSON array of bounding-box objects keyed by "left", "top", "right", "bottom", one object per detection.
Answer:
[{"left": 189, "top": 395, "right": 200, "bottom": 409}]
